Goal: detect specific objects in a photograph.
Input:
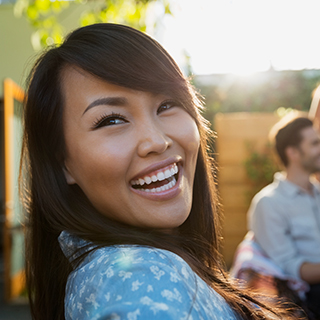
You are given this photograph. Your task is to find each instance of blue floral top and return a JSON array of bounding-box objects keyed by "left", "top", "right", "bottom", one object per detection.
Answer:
[{"left": 58, "top": 231, "right": 239, "bottom": 320}]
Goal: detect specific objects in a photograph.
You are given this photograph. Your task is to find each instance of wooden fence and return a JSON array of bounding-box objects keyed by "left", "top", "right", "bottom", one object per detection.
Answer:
[{"left": 215, "top": 112, "right": 280, "bottom": 267}]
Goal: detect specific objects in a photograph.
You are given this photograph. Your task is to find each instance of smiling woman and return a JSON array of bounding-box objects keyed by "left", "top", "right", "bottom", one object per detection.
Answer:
[
  {"left": 21, "top": 23, "right": 302, "bottom": 320},
  {"left": 62, "top": 68, "right": 199, "bottom": 229}
]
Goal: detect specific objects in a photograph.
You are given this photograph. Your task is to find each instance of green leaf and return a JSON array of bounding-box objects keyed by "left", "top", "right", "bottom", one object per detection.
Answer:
[
  {"left": 16, "top": 0, "right": 173, "bottom": 49},
  {"left": 34, "top": 0, "right": 51, "bottom": 13},
  {"left": 26, "top": 5, "right": 39, "bottom": 20}
]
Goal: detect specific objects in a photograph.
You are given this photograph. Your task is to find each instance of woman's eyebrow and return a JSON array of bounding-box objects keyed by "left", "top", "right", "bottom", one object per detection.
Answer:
[{"left": 82, "top": 97, "right": 128, "bottom": 115}]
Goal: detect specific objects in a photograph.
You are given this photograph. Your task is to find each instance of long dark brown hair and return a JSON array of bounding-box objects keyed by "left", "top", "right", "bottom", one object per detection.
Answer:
[{"left": 21, "top": 23, "right": 302, "bottom": 319}]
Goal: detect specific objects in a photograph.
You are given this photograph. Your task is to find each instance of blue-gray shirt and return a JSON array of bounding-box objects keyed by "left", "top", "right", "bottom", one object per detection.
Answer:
[
  {"left": 58, "top": 231, "right": 239, "bottom": 320},
  {"left": 248, "top": 172, "right": 320, "bottom": 279}
]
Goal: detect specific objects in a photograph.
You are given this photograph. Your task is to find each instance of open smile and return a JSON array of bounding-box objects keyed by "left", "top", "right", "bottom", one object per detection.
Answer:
[{"left": 130, "top": 163, "right": 180, "bottom": 194}]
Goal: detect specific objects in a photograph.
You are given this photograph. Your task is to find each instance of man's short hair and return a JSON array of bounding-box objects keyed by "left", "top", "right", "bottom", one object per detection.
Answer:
[{"left": 270, "top": 116, "right": 313, "bottom": 167}]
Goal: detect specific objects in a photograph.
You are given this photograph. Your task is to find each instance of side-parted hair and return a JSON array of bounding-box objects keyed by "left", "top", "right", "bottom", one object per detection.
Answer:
[
  {"left": 22, "top": 24, "right": 301, "bottom": 319},
  {"left": 270, "top": 115, "right": 313, "bottom": 167}
]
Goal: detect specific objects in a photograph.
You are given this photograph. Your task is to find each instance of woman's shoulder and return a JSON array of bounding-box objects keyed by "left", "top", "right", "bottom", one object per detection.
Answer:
[
  {"left": 59, "top": 231, "right": 185, "bottom": 269},
  {"left": 71, "top": 245, "right": 197, "bottom": 288},
  {"left": 87, "top": 245, "right": 191, "bottom": 272},
  {"left": 65, "top": 245, "right": 238, "bottom": 320}
]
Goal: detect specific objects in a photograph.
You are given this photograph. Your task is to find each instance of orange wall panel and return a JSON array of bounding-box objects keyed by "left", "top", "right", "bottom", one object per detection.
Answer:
[{"left": 215, "top": 112, "right": 279, "bottom": 267}]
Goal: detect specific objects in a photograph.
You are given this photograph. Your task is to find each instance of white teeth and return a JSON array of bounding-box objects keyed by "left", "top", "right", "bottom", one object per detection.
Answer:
[
  {"left": 164, "top": 169, "right": 171, "bottom": 179},
  {"left": 144, "top": 176, "right": 152, "bottom": 185},
  {"left": 160, "top": 185, "right": 166, "bottom": 192},
  {"left": 157, "top": 171, "right": 165, "bottom": 181},
  {"left": 139, "top": 176, "right": 177, "bottom": 193},
  {"left": 131, "top": 163, "right": 179, "bottom": 186}
]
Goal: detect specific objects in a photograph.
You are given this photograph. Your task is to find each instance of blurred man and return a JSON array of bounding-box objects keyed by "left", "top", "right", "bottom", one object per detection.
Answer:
[{"left": 248, "top": 116, "right": 320, "bottom": 317}]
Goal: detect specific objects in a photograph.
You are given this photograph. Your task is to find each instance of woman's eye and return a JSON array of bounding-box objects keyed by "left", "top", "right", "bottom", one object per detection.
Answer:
[
  {"left": 157, "top": 100, "right": 179, "bottom": 114},
  {"left": 92, "top": 113, "right": 127, "bottom": 129}
]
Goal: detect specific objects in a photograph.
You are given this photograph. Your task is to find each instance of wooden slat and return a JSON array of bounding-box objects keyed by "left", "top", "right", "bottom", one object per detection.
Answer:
[
  {"left": 10, "top": 270, "right": 25, "bottom": 299},
  {"left": 4, "top": 79, "right": 14, "bottom": 229},
  {"left": 214, "top": 112, "right": 280, "bottom": 268},
  {"left": 217, "top": 137, "right": 276, "bottom": 164},
  {"left": 218, "top": 164, "right": 247, "bottom": 184},
  {"left": 222, "top": 235, "right": 245, "bottom": 268},
  {"left": 219, "top": 184, "right": 251, "bottom": 208},
  {"left": 222, "top": 211, "right": 248, "bottom": 237},
  {"left": 215, "top": 112, "right": 279, "bottom": 140},
  {"left": 3, "top": 78, "right": 25, "bottom": 301}
]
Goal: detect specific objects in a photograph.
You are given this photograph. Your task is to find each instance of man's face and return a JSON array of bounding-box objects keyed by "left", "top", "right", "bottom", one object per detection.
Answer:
[{"left": 297, "top": 126, "right": 320, "bottom": 173}]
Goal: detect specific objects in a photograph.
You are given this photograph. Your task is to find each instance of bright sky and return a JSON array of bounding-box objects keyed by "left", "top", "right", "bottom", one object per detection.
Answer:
[{"left": 156, "top": 0, "right": 320, "bottom": 75}]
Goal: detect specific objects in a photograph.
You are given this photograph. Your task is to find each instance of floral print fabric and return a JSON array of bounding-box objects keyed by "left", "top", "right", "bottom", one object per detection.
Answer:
[{"left": 58, "top": 231, "right": 238, "bottom": 320}]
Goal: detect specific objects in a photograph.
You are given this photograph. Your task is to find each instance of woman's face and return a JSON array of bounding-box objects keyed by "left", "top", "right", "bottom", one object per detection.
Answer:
[{"left": 62, "top": 66, "right": 200, "bottom": 230}]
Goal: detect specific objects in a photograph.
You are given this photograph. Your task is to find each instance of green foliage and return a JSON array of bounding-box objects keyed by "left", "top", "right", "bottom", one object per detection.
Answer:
[
  {"left": 80, "top": 0, "right": 150, "bottom": 30},
  {"left": 244, "top": 142, "right": 280, "bottom": 202},
  {"left": 221, "top": 70, "right": 319, "bottom": 113},
  {"left": 195, "top": 69, "right": 320, "bottom": 129},
  {"left": 14, "top": 0, "right": 172, "bottom": 49},
  {"left": 14, "top": 0, "right": 69, "bottom": 48}
]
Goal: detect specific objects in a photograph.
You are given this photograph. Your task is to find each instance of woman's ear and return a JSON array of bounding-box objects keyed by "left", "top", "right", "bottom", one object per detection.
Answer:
[{"left": 63, "top": 164, "right": 77, "bottom": 185}]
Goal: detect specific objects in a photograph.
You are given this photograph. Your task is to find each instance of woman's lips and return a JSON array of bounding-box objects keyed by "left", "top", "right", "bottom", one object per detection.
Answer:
[
  {"left": 130, "top": 163, "right": 182, "bottom": 201},
  {"left": 130, "top": 163, "right": 178, "bottom": 188},
  {"left": 130, "top": 156, "right": 182, "bottom": 181}
]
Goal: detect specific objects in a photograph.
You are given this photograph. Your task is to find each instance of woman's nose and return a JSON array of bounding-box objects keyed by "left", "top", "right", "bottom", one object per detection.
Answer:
[{"left": 137, "top": 123, "right": 173, "bottom": 157}]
